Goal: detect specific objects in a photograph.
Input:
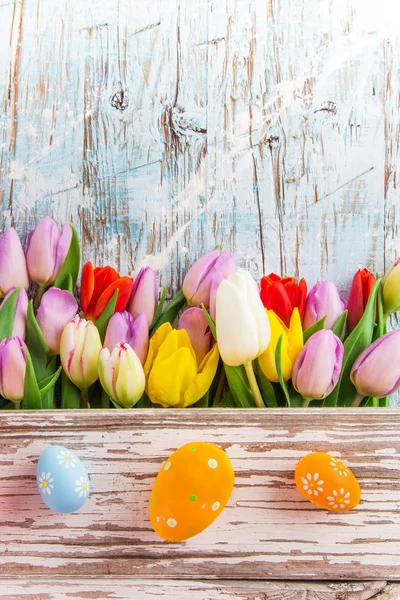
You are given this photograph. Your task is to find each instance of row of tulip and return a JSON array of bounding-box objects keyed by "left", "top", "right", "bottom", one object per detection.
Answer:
[{"left": 0, "top": 217, "right": 399, "bottom": 410}]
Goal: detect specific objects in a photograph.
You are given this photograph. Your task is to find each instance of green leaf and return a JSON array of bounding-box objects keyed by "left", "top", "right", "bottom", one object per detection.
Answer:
[
  {"left": 150, "top": 286, "right": 167, "bottom": 330},
  {"left": 0, "top": 287, "right": 20, "bottom": 340},
  {"left": 288, "top": 388, "right": 304, "bottom": 407},
  {"left": 303, "top": 316, "right": 326, "bottom": 344},
  {"left": 60, "top": 370, "right": 81, "bottom": 409},
  {"left": 192, "top": 389, "right": 210, "bottom": 407},
  {"left": 275, "top": 334, "right": 291, "bottom": 406},
  {"left": 110, "top": 398, "right": 123, "bottom": 409},
  {"left": 26, "top": 300, "right": 49, "bottom": 365},
  {"left": 38, "top": 366, "right": 62, "bottom": 398},
  {"left": 150, "top": 289, "right": 186, "bottom": 334},
  {"left": 224, "top": 364, "right": 255, "bottom": 407},
  {"left": 54, "top": 224, "right": 81, "bottom": 290},
  {"left": 201, "top": 304, "right": 217, "bottom": 339},
  {"left": 332, "top": 310, "right": 348, "bottom": 341},
  {"left": 373, "top": 282, "right": 386, "bottom": 341},
  {"left": 21, "top": 348, "right": 42, "bottom": 410},
  {"left": 94, "top": 289, "right": 119, "bottom": 342},
  {"left": 0, "top": 402, "right": 16, "bottom": 410},
  {"left": 324, "top": 278, "right": 381, "bottom": 407},
  {"left": 217, "top": 391, "right": 236, "bottom": 407},
  {"left": 135, "top": 392, "right": 151, "bottom": 408},
  {"left": 255, "top": 358, "right": 277, "bottom": 407}
]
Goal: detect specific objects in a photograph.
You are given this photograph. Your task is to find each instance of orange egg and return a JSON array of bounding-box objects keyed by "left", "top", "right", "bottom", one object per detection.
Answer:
[
  {"left": 150, "top": 442, "right": 234, "bottom": 542},
  {"left": 295, "top": 452, "right": 361, "bottom": 512}
]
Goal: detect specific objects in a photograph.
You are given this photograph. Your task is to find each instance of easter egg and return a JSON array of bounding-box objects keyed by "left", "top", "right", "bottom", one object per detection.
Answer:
[
  {"left": 36, "top": 445, "right": 90, "bottom": 513},
  {"left": 150, "top": 442, "right": 234, "bottom": 542},
  {"left": 295, "top": 452, "right": 360, "bottom": 512}
]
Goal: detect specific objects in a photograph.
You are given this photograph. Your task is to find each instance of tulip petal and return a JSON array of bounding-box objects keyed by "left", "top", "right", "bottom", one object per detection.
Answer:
[
  {"left": 26, "top": 217, "right": 59, "bottom": 286},
  {"left": 147, "top": 346, "right": 197, "bottom": 407},
  {"left": 0, "top": 228, "right": 29, "bottom": 296},
  {"left": 178, "top": 307, "right": 212, "bottom": 364},
  {"left": 114, "top": 344, "right": 145, "bottom": 407},
  {"left": 0, "top": 337, "right": 26, "bottom": 401},
  {"left": 183, "top": 343, "right": 219, "bottom": 407},
  {"left": 53, "top": 223, "right": 72, "bottom": 282},
  {"left": 104, "top": 311, "right": 134, "bottom": 352},
  {"left": 182, "top": 250, "right": 220, "bottom": 305},
  {"left": 351, "top": 330, "right": 400, "bottom": 397},
  {"left": 93, "top": 277, "right": 134, "bottom": 321},
  {"left": 80, "top": 262, "right": 95, "bottom": 316},
  {"left": 36, "top": 288, "right": 78, "bottom": 354},
  {"left": 128, "top": 267, "right": 158, "bottom": 327},
  {"left": 129, "top": 312, "right": 149, "bottom": 365},
  {"left": 144, "top": 322, "right": 173, "bottom": 377}
]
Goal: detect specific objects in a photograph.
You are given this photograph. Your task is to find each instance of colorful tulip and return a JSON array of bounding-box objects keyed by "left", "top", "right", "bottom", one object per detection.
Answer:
[
  {"left": 260, "top": 273, "right": 307, "bottom": 328},
  {"left": 303, "top": 281, "right": 347, "bottom": 330},
  {"left": 0, "top": 336, "right": 27, "bottom": 402},
  {"left": 347, "top": 269, "right": 376, "bottom": 331},
  {"left": 26, "top": 217, "right": 72, "bottom": 287},
  {"left": 0, "top": 287, "right": 29, "bottom": 339},
  {"left": 60, "top": 317, "right": 102, "bottom": 389},
  {"left": 144, "top": 322, "right": 219, "bottom": 408},
  {"left": 128, "top": 267, "right": 158, "bottom": 327},
  {"left": 182, "top": 249, "right": 236, "bottom": 320},
  {"left": 258, "top": 308, "right": 303, "bottom": 382},
  {"left": 0, "top": 228, "right": 29, "bottom": 296},
  {"left": 178, "top": 307, "right": 213, "bottom": 365},
  {"left": 99, "top": 342, "right": 145, "bottom": 408},
  {"left": 382, "top": 258, "right": 400, "bottom": 316},
  {"left": 36, "top": 288, "right": 78, "bottom": 355},
  {"left": 104, "top": 311, "right": 148, "bottom": 365},
  {"left": 292, "top": 330, "right": 344, "bottom": 401},
  {"left": 215, "top": 269, "right": 270, "bottom": 367},
  {"left": 80, "top": 262, "right": 134, "bottom": 321},
  {"left": 350, "top": 330, "right": 400, "bottom": 398}
]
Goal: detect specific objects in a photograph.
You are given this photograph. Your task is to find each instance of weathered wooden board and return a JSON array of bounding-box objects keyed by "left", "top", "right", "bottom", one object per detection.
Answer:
[
  {"left": 0, "top": 0, "right": 398, "bottom": 292},
  {"left": 0, "top": 409, "right": 400, "bottom": 581},
  {"left": 0, "top": 578, "right": 395, "bottom": 600}
]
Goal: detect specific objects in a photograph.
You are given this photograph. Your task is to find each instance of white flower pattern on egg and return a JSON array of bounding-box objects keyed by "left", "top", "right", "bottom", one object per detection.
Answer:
[
  {"left": 329, "top": 457, "right": 349, "bottom": 477},
  {"left": 75, "top": 476, "right": 89, "bottom": 498},
  {"left": 57, "top": 450, "right": 77, "bottom": 469},
  {"left": 38, "top": 472, "right": 54, "bottom": 495},
  {"left": 301, "top": 472, "right": 324, "bottom": 496},
  {"left": 327, "top": 488, "right": 351, "bottom": 509}
]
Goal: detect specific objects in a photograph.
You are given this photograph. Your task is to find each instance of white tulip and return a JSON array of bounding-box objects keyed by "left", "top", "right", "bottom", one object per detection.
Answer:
[{"left": 99, "top": 342, "right": 145, "bottom": 408}]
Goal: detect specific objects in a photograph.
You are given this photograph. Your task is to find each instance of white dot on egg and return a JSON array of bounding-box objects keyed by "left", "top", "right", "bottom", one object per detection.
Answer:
[
  {"left": 167, "top": 518, "right": 177, "bottom": 528},
  {"left": 164, "top": 461, "right": 171, "bottom": 471},
  {"left": 208, "top": 458, "right": 218, "bottom": 469},
  {"left": 212, "top": 502, "right": 220, "bottom": 511},
  {"left": 201, "top": 504, "right": 206, "bottom": 509}
]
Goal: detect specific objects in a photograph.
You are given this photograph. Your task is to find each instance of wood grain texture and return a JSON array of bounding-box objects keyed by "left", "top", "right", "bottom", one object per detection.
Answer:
[
  {"left": 0, "top": 578, "right": 395, "bottom": 600},
  {"left": 0, "top": 0, "right": 398, "bottom": 289},
  {"left": 1, "top": 409, "right": 400, "bottom": 580}
]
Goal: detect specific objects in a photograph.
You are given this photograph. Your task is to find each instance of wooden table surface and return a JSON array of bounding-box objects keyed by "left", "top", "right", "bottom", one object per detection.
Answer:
[{"left": 0, "top": 409, "right": 399, "bottom": 598}]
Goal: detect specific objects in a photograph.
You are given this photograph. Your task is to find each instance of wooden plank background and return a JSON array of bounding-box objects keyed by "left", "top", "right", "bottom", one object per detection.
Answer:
[
  {"left": 1, "top": 0, "right": 399, "bottom": 292},
  {"left": 1, "top": 409, "right": 400, "bottom": 583}
]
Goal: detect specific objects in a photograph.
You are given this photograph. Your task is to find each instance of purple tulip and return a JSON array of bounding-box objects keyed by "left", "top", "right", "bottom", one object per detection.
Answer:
[
  {"left": 182, "top": 250, "right": 236, "bottom": 320},
  {"left": 104, "top": 310, "right": 149, "bottom": 365},
  {"left": 351, "top": 330, "right": 400, "bottom": 398},
  {"left": 178, "top": 307, "right": 213, "bottom": 364},
  {"left": 26, "top": 217, "right": 72, "bottom": 286},
  {"left": 0, "top": 337, "right": 27, "bottom": 402},
  {"left": 128, "top": 267, "right": 158, "bottom": 327},
  {"left": 292, "top": 330, "right": 344, "bottom": 400},
  {"left": 303, "top": 281, "right": 347, "bottom": 330},
  {"left": 0, "top": 287, "right": 29, "bottom": 339},
  {"left": 0, "top": 228, "right": 29, "bottom": 297},
  {"left": 36, "top": 288, "right": 78, "bottom": 355}
]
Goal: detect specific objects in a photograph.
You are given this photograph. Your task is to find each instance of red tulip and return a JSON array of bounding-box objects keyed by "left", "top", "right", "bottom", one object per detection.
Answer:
[
  {"left": 260, "top": 273, "right": 307, "bottom": 328},
  {"left": 347, "top": 268, "right": 376, "bottom": 331},
  {"left": 80, "top": 262, "right": 134, "bottom": 321}
]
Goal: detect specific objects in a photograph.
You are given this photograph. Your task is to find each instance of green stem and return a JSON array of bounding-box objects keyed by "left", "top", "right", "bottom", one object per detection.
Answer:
[
  {"left": 301, "top": 397, "right": 311, "bottom": 408},
  {"left": 212, "top": 368, "right": 226, "bottom": 407},
  {"left": 350, "top": 392, "right": 365, "bottom": 407},
  {"left": 244, "top": 362, "right": 265, "bottom": 408},
  {"left": 372, "top": 397, "right": 379, "bottom": 408},
  {"left": 34, "top": 285, "right": 46, "bottom": 313},
  {"left": 81, "top": 388, "right": 89, "bottom": 409},
  {"left": 14, "top": 401, "right": 21, "bottom": 410},
  {"left": 101, "top": 389, "right": 110, "bottom": 409}
]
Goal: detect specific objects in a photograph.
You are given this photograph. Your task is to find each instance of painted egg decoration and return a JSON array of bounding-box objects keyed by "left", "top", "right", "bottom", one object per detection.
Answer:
[
  {"left": 295, "top": 452, "right": 361, "bottom": 512},
  {"left": 36, "top": 445, "right": 90, "bottom": 513},
  {"left": 150, "top": 442, "right": 234, "bottom": 542}
]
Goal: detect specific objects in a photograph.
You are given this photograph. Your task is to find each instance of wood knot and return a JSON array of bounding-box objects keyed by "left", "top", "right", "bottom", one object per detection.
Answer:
[{"left": 110, "top": 88, "right": 130, "bottom": 112}]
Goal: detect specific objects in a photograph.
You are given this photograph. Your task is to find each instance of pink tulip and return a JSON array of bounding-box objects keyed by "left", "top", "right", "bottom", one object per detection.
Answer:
[
  {"left": 36, "top": 288, "right": 78, "bottom": 355},
  {"left": 0, "top": 228, "right": 29, "bottom": 296},
  {"left": 104, "top": 311, "right": 149, "bottom": 365},
  {"left": 182, "top": 250, "right": 236, "bottom": 320},
  {"left": 303, "top": 281, "right": 347, "bottom": 330},
  {"left": 292, "top": 330, "right": 344, "bottom": 400},
  {"left": 178, "top": 307, "right": 213, "bottom": 364},
  {"left": 0, "top": 287, "right": 29, "bottom": 339},
  {"left": 26, "top": 217, "right": 72, "bottom": 286},
  {"left": 128, "top": 267, "right": 158, "bottom": 327},
  {"left": 0, "top": 337, "right": 27, "bottom": 402},
  {"left": 351, "top": 330, "right": 400, "bottom": 398}
]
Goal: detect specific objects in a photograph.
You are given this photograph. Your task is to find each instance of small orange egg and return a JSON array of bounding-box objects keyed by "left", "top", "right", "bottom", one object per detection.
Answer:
[
  {"left": 150, "top": 442, "right": 234, "bottom": 542},
  {"left": 295, "top": 452, "right": 361, "bottom": 512}
]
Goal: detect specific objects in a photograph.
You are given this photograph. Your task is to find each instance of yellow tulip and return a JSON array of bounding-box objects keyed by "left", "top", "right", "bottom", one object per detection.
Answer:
[
  {"left": 258, "top": 308, "right": 303, "bottom": 382},
  {"left": 144, "top": 322, "right": 219, "bottom": 408}
]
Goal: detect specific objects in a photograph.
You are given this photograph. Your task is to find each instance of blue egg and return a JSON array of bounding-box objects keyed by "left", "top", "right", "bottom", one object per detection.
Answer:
[{"left": 36, "top": 445, "right": 90, "bottom": 513}]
